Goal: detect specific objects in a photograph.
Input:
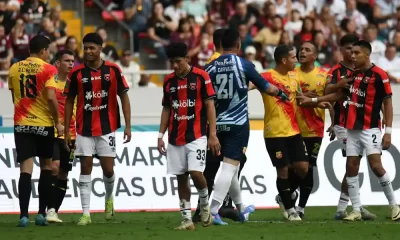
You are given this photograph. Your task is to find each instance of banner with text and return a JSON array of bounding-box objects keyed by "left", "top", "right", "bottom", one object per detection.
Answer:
[{"left": 0, "top": 130, "right": 400, "bottom": 213}]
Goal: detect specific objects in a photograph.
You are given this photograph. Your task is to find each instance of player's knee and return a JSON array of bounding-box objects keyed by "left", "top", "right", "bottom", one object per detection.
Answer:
[
  {"left": 276, "top": 166, "right": 289, "bottom": 179},
  {"left": 39, "top": 158, "right": 52, "bottom": 170},
  {"left": 346, "top": 157, "right": 360, "bottom": 176},
  {"left": 51, "top": 161, "right": 60, "bottom": 176},
  {"left": 294, "top": 163, "right": 309, "bottom": 179},
  {"left": 57, "top": 170, "right": 68, "bottom": 180},
  {"left": 80, "top": 157, "right": 93, "bottom": 174},
  {"left": 20, "top": 158, "right": 34, "bottom": 174},
  {"left": 369, "top": 162, "right": 385, "bottom": 178}
]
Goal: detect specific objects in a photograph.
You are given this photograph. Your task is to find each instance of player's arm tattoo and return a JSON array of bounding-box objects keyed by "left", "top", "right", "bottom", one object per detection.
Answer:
[
  {"left": 119, "top": 91, "right": 131, "bottom": 127},
  {"left": 159, "top": 107, "right": 170, "bottom": 135},
  {"left": 205, "top": 99, "right": 217, "bottom": 136},
  {"left": 383, "top": 97, "right": 393, "bottom": 128},
  {"left": 46, "top": 88, "right": 60, "bottom": 124}
]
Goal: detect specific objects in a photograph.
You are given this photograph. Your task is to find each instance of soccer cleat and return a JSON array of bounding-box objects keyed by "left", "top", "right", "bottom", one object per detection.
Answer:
[
  {"left": 390, "top": 205, "right": 400, "bottom": 221},
  {"left": 17, "top": 217, "right": 29, "bottom": 227},
  {"left": 239, "top": 205, "right": 256, "bottom": 223},
  {"left": 46, "top": 208, "right": 63, "bottom": 223},
  {"left": 297, "top": 211, "right": 304, "bottom": 219},
  {"left": 200, "top": 204, "right": 212, "bottom": 227},
  {"left": 105, "top": 199, "right": 114, "bottom": 220},
  {"left": 275, "top": 194, "right": 288, "bottom": 220},
  {"left": 35, "top": 214, "right": 48, "bottom": 226},
  {"left": 343, "top": 211, "right": 362, "bottom": 221},
  {"left": 212, "top": 213, "right": 228, "bottom": 225},
  {"left": 77, "top": 214, "right": 92, "bottom": 226},
  {"left": 334, "top": 211, "right": 348, "bottom": 220},
  {"left": 174, "top": 219, "right": 195, "bottom": 230},
  {"left": 288, "top": 212, "right": 302, "bottom": 221},
  {"left": 360, "top": 207, "right": 376, "bottom": 220},
  {"left": 219, "top": 207, "right": 239, "bottom": 221},
  {"left": 192, "top": 211, "right": 201, "bottom": 223}
]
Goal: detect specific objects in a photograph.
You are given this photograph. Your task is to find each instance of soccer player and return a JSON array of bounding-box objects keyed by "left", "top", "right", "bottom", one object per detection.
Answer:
[
  {"left": 297, "top": 40, "right": 400, "bottom": 221},
  {"left": 63, "top": 33, "right": 132, "bottom": 225},
  {"left": 206, "top": 28, "right": 224, "bottom": 65},
  {"left": 293, "top": 42, "right": 329, "bottom": 218},
  {"left": 45, "top": 50, "right": 76, "bottom": 223},
  {"left": 8, "top": 35, "right": 63, "bottom": 227},
  {"left": 157, "top": 42, "right": 219, "bottom": 230},
  {"left": 258, "top": 45, "right": 330, "bottom": 221},
  {"left": 324, "top": 34, "right": 376, "bottom": 221},
  {"left": 205, "top": 29, "right": 289, "bottom": 225}
]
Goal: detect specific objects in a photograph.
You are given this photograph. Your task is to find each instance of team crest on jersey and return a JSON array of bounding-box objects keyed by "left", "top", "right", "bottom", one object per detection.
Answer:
[
  {"left": 276, "top": 151, "right": 283, "bottom": 159},
  {"left": 190, "top": 82, "right": 196, "bottom": 90},
  {"left": 104, "top": 74, "right": 110, "bottom": 81}
]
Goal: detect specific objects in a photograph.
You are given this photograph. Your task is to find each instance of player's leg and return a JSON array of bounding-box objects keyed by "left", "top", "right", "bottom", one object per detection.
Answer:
[
  {"left": 46, "top": 139, "right": 63, "bottom": 223},
  {"left": 296, "top": 137, "right": 322, "bottom": 218},
  {"left": 75, "top": 134, "right": 96, "bottom": 225},
  {"left": 343, "top": 130, "right": 363, "bottom": 221},
  {"left": 187, "top": 136, "right": 212, "bottom": 227},
  {"left": 364, "top": 129, "right": 400, "bottom": 221},
  {"left": 96, "top": 132, "right": 118, "bottom": 221},
  {"left": 166, "top": 142, "right": 195, "bottom": 230},
  {"left": 264, "top": 137, "right": 298, "bottom": 220},
  {"left": 14, "top": 132, "right": 35, "bottom": 227}
]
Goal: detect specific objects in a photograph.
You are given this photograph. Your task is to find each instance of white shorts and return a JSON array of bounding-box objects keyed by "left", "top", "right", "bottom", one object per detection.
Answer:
[
  {"left": 166, "top": 136, "right": 207, "bottom": 175},
  {"left": 75, "top": 132, "right": 116, "bottom": 158},
  {"left": 333, "top": 125, "right": 347, "bottom": 143},
  {"left": 346, "top": 128, "right": 382, "bottom": 157}
]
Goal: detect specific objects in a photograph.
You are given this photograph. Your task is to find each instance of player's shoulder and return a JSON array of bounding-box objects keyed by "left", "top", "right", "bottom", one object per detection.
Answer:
[
  {"left": 69, "top": 64, "right": 86, "bottom": 75},
  {"left": 191, "top": 66, "right": 209, "bottom": 78},
  {"left": 163, "top": 71, "right": 176, "bottom": 84},
  {"left": 371, "top": 65, "right": 389, "bottom": 78},
  {"left": 315, "top": 66, "right": 328, "bottom": 77},
  {"left": 43, "top": 62, "right": 57, "bottom": 73},
  {"left": 104, "top": 61, "right": 121, "bottom": 70},
  {"left": 261, "top": 69, "right": 274, "bottom": 79},
  {"left": 328, "top": 63, "right": 342, "bottom": 74}
]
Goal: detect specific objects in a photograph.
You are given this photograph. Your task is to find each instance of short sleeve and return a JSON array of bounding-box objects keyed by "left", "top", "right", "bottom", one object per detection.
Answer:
[
  {"left": 7, "top": 65, "right": 15, "bottom": 90},
  {"left": 200, "top": 70, "right": 215, "bottom": 101},
  {"left": 44, "top": 66, "right": 58, "bottom": 89},
  {"left": 162, "top": 78, "right": 171, "bottom": 107},
  {"left": 377, "top": 71, "right": 392, "bottom": 98},
  {"left": 64, "top": 69, "right": 78, "bottom": 97},
  {"left": 112, "top": 65, "right": 129, "bottom": 94},
  {"left": 326, "top": 68, "right": 339, "bottom": 84}
]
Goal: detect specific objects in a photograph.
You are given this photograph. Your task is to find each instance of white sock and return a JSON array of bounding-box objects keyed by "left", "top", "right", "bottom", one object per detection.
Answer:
[
  {"left": 378, "top": 173, "right": 397, "bottom": 206},
  {"left": 346, "top": 176, "right": 361, "bottom": 212},
  {"left": 337, "top": 192, "right": 349, "bottom": 212},
  {"left": 210, "top": 162, "right": 237, "bottom": 215},
  {"left": 103, "top": 174, "right": 115, "bottom": 201},
  {"left": 286, "top": 208, "right": 295, "bottom": 214},
  {"left": 180, "top": 199, "right": 191, "bottom": 221},
  {"left": 79, "top": 174, "right": 91, "bottom": 215},
  {"left": 198, "top": 188, "right": 208, "bottom": 206},
  {"left": 291, "top": 191, "right": 298, "bottom": 200},
  {"left": 296, "top": 206, "right": 304, "bottom": 213},
  {"left": 229, "top": 166, "right": 244, "bottom": 213}
]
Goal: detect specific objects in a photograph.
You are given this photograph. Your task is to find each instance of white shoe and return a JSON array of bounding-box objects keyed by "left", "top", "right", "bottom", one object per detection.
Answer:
[
  {"left": 46, "top": 208, "right": 63, "bottom": 223},
  {"left": 390, "top": 205, "right": 400, "bottom": 221},
  {"left": 343, "top": 211, "right": 362, "bottom": 221},
  {"left": 199, "top": 204, "right": 212, "bottom": 227},
  {"left": 275, "top": 195, "right": 288, "bottom": 220},
  {"left": 288, "top": 212, "right": 302, "bottom": 221},
  {"left": 174, "top": 219, "right": 195, "bottom": 230}
]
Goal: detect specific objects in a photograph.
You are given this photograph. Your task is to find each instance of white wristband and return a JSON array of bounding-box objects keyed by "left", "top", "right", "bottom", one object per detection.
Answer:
[
  {"left": 311, "top": 98, "right": 318, "bottom": 103},
  {"left": 158, "top": 132, "right": 164, "bottom": 138},
  {"left": 385, "top": 127, "right": 392, "bottom": 134}
]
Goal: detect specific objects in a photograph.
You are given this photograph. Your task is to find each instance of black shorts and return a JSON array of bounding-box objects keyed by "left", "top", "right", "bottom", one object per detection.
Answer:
[
  {"left": 14, "top": 126, "right": 54, "bottom": 163},
  {"left": 303, "top": 137, "right": 323, "bottom": 166},
  {"left": 217, "top": 123, "right": 249, "bottom": 161},
  {"left": 264, "top": 134, "right": 308, "bottom": 168},
  {"left": 53, "top": 138, "right": 75, "bottom": 172}
]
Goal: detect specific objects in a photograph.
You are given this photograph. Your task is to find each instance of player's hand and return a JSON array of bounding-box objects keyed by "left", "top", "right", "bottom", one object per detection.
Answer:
[
  {"left": 303, "top": 90, "right": 318, "bottom": 98},
  {"left": 158, "top": 138, "right": 167, "bottom": 155},
  {"left": 277, "top": 89, "right": 289, "bottom": 102},
  {"left": 296, "top": 95, "right": 312, "bottom": 106},
  {"left": 382, "top": 133, "right": 391, "bottom": 150},
  {"left": 123, "top": 127, "right": 131, "bottom": 143},
  {"left": 326, "top": 125, "right": 336, "bottom": 141},
  {"left": 56, "top": 123, "right": 64, "bottom": 137},
  {"left": 338, "top": 76, "right": 354, "bottom": 89},
  {"left": 317, "top": 102, "right": 332, "bottom": 109},
  {"left": 208, "top": 134, "right": 221, "bottom": 156},
  {"left": 64, "top": 134, "right": 72, "bottom": 152}
]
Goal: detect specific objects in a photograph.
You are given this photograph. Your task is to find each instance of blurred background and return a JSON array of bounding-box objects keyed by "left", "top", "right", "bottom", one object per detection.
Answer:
[{"left": 0, "top": 0, "right": 399, "bottom": 127}]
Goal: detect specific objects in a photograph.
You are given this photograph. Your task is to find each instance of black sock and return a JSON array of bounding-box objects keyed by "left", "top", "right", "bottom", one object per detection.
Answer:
[
  {"left": 54, "top": 179, "right": 68, "bottom": 212},
  {"left": 38, "top": 170, "right": 52, "bottom": 215},
  {"left": 299, "top": 168, "right": 314, "bottom": 208},
  {"left": 288, "top": 168, "right": 300, "bottom": 193},
  {"left": 276, "top": 178, "right": 293, "bottom": 210},
  {"left": 18, "top": 173, "right": 32, "bottom": 219}
]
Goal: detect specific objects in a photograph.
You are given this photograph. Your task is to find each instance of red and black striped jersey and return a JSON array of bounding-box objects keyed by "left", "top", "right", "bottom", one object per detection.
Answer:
[
  {"left": 327, "top": 62, "right": 353, "bottom": 127},
  {"left": 162, "top": 67, "right": 216, "bottom": 146},
  {"left": 345, "top": 64, "right": 392, "bottom": 130},
  {"left": 64, "top": 61, "right": 129, "bottom": 137}
]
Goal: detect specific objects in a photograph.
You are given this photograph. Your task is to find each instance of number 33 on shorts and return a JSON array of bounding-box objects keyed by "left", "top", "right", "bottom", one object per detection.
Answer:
[{"left": 196, "top": 149, "right": 205, "bottom": 161}]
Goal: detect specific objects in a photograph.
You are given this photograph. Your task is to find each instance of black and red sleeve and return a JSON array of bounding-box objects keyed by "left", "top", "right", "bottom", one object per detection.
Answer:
[
  {"left": 199, "top": 70, "right": 216, "bottom": 101},
  {"left": 375, "top": 69, "right": 392, "bottom": 99},
  {"left": 64, "top": 68, "right": 80, "bottom": 98},
  {"left": 162, "top": 76, "right": 172, "bottom": 107},
  {"left": 112, "top": 65, "right": 130, "bottom": 95}
]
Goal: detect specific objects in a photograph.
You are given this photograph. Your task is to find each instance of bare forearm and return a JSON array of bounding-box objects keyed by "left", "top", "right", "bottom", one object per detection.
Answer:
[
  {"left": 324, "top": 83, "right": 341, "bottom": 95},
  {"left": 159, "top": 107, "right": 170, "bottom": 134},
  {"left": 205, "top": 100, "right": 217, "bottom": 136},
  {"left": 48, "top": 98, "right": 60, "bottom": 124},
  {"left": 383, "top": 98, "right": 393, "bottom": 127},
  {"left": 317, "top": 91, "right": 345, "bottom": 102},
  {"left": 120, "top": 93, "right": 131, "bottom": 127},
  {"left": 329, "top": 107, "right": 335, "bottom": 126}
]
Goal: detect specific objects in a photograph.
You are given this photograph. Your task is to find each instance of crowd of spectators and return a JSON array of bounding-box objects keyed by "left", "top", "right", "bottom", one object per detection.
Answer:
[{"left": 122, "top": 0, "right": 400, "bottom": 83}]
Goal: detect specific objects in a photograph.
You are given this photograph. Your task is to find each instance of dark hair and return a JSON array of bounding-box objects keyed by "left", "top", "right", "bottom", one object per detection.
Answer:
[
  {"left": 302, "top": 41, "right": 318, "bottom": 54},
  {"left": 55, "top": 49, "right": 74, "bottom": 61},
  {"left": 387, "top": 43, "right": 397, "bottom": 50},
  {"left": 353, "top": 40, "right": 372, "bottom": 54},
  {"left": 339, "top": 34, "right": 359, "bottom": 46},
  {"left": 29, "top": 35, "right": 51, "bottom": 54},
  {"left": 166, "top": 42, "right": 188, "bottom": 59},
  {"left": 213, "top": 28, "right": 225, "bottom": 49},
  {"left": 221, "top": 28, "right": 240, "bottom": 50},
  {"left": 82, "top": 32, "right": 103, "bottom": 46},
  {"left": 274, "top": 44, "right": 294, "bottom": 64}
]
